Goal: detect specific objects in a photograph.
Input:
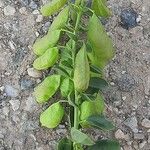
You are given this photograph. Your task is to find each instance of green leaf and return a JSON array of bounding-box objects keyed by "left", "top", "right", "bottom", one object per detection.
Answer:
[
  {"left": 61, "top": 60, "right": 73, "bottom": 69},
  {"left": 41, "top": 0, "right": 67, "bottom": 16},
  {"left": 80, "top": 93, "right": 105, "bottom": 127},
  {"left": 92, "top": 0, "right": 111, "bottom": 17},
  {"left": 60, "top": 78, "right": 74, "bottom": 97},
  {"left": 33, "top": 47, "right": 58, "bottom": 70},
  {"left": 34, "top": 75, "right": 61, "bottom": 103},
  {"left": 90, "top": 65, "right": 102, "bottom": 74},
  {"left": 87, "top": 115, "right": 115, "bottom": 131},
  {"left": 89, "top": 77, "right": 108, "bottom": 90},
  {"left": 71, "top": 128, "right": 95, "bottom": 146},
  {"left": 88, "top": 139, "right": 121, "bottom": 150},
  {"left": 33, "top": 30, "right": 61, "bottom": 56},
  {"left": 87, "top": 14, "right": 115, "bottom": 68},
  {"left": 81, "top": 93, "right": 96, "bottom": 101},
  {"left": 57, "top": 138, "right": 73, "bottom": 150},
  {"left": 49, "top": 6, "right": 69, "bottom": 32},
  {"left": 40, "top": 102, "right": 64, "bottom": 128},
  {"left": 53, "top": 65, "right": 70, "bottom": 77}
]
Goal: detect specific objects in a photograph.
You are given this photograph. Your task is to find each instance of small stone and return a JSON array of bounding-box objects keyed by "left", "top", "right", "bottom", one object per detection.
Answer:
[
  {"left": 110, "top": 82, "right": 115, "bottom": 86},
  {"left": 36, "top": 15, "right": 43, "bottom": 22},
  {"left": 35, "top": 31, "right": 40, "bottom": 37},
  {"left": 27, "top": 68, "right": 42, "bottom": 78},
  {"left": 24, "top": 96, "right": 38, "bottom": 112},
  {"left": 122, "top": 96, "right": 126, "bottom": 101},
  {"left": 0, "top": 86, "right": 5, "bottom": 92},
  {"left": 9, "top": 99, "right": 20, "bottom": 111},
  {"left": 134, "top": 133, "right": 144, "bottom": 140},
  {"left": 2, "top": 107, "right": 9, "bottom": 116},
  {"left": 115, "top": 129, "right": 129, "bottom": 140},
  {"left": 141, "top": 118, "right": 150, "bottom": 128},
  {"left": 136, "top": 15, "right": 142, "bottom": 23},
  {"left": 121, "top": 71, "right": 126, "bottom": 74},
  {"left": 0, "top": 133, "right": 4, "bottom": 139},
  {"left": 123, "top": 145, "right": 133, "bottom": 150},
  {"left": 29, "top": 1, "right": 38, "bottom": 9},
  {"left": 4, "top": 5, "right": 16, "bottom": 16},
  {"left": 116, "top": 74, "right": 136, "bottom": 92},
  {"left": 32, "top": 9, "right": 40, "bottom": 15},
  {"left": 19, "top": 7, "right": 27, "bottom": 14},
  {"left": 120, "top": 9, "right": 138, "bottom": 29},
  {"left": 20, "top": 78, "right": 35, "bottom": 90},
  {"left": 5, "top": 85, "right": 19, "bottom": 97},
  {"left": 0, "top": 0, "right": 4, "bottom": 8},
  {"left": 124, "top": 116, "right": 138, "bottom": 133},
  {"left": 139, "top": 141, "right": 147, "bottom": 149}
]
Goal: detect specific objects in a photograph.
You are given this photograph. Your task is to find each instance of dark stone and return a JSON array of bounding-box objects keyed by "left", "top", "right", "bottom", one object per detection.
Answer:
[
  {"left": 120, "top": 9, "right": 138, "bottom": 29},
  {"left": 116, "top": 74, "right": 136, "bottom": 92},
  {"left": 20, "top": 77, "right": 35, "bottom": 90}
]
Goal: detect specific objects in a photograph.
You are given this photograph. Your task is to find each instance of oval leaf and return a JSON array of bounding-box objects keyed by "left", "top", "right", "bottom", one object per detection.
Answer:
[
  {"left": 57, "top": 138, "right": 73, "bottom": 150},
  {"left": 49, "top": 6, "right": 69, "bottom": 32},
  {"left": 89, "top": 77, "right": 108, "bottom": 90},
  {"left": 87, "top": 115, "right": 115, "bottom": 131},
  {"left": 33, "top": 47, "right": 58, "bottom": 70},
  {"left": 40, "top": 102, "right": 64, "bottom": 128},
  {"left": 88, "top": 139, "right": 121, "bottom": 150},
  {"left": 88, "top": 14, "right": 115, "bottom": 68},
  {"left": 92, "top": 0, "right": 111, "bottom": 17},
  {"left": 71, "top": 128, "right": 95, "bottom": 146},
  {"left": 41, "top": 0, "right": 67, "bottom": 16},
  {"left": 34, "top": 75, "right": 60, "bottom": 103},
  {"left": 33, "top": 30, "right": 60, "bottom": 56}
]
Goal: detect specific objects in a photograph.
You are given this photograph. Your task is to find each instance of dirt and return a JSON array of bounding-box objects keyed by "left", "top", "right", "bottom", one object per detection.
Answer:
[{"left": 0, "top": 0, "right": 150, "bottom": 150}]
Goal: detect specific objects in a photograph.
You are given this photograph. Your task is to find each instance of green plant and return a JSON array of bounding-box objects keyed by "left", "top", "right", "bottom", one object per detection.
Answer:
[{"left": 32, "top": 0, "right": 120, "bottom": 149}]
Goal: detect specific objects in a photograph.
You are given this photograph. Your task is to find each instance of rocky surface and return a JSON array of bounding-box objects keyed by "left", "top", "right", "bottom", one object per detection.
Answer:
[{"left": 0, "top": 0, "right": 150, "bottom": 150}]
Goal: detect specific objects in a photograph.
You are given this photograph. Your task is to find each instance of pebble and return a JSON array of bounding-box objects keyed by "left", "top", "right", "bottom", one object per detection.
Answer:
[
  {"left": 124, "top": 116, "right": 138, "bottom": 133},
  {"left": 36, "top": 15, "right": 43, "bottom": 23},
  {"left": 116, "top": 74, "right": 136, "bottom": 92},
  {"left": 0, "top": 0, "right": 4, "bottom": 8},
  {"left": 141, "top": 118, "right": 150, "bottom": 128},
  {"left": 32, "top": 10, "right": 40, "bottom": 15},
  {"left": 120, "top": 8, "right": 138, "bottom": 29},
  {"left": 19, "top": 7, "right": 27, "bottom": 15},
  {"left": 4, "top": 5, "right": 16, "bottom": 16},
  {"left": 139, "top": 141, "right": 147, "bottom": 149},
  {"left": 115, "top": 129, "right": 129, "bottom": 140},
  {"left": 29, "top": 1, "right": 38, "bottom": 9},
  {"left": 20, "top": 78, "right": 35, "bottom": 90},
  {"left": 27, "top": 68, "right": 42, "bottom": 78},
  {"left": 5, "top": 85, "right": 19, "bottom": 98},
  {"left": 24, "top": 96, "right": 38, "bottom": 112},
  {"left": 0, "top": 86, "right": 5, "bottom": 92},
  {"left": 2, "top": 107, "right": 10, "bottom": 116},
  {"left": 134, "top": 133, "right": 144, "bottom": 140},
  {"left": 9, "top": 99, "right": 20, "bottom": 111}
]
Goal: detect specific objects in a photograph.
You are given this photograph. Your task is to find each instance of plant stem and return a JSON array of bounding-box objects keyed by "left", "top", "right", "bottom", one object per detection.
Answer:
[{"left": 74, "top": 90, "right": 79, "bottom": 129}]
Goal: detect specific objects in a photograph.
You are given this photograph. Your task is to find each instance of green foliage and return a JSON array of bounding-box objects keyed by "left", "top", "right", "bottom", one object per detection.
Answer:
[
  {"left": 87, "top": 14, "right": 115, "bottom": 68},
  {"left": 57, "top": 138, "right": 73, "bottom": 150},
  {"left": 31, "top": 0, "right": 120, "bottom": 149},
  {"left": 74, "top": 44, "right": 90, "bottom": 92},
  {"left": 33, "top": 47, "right": 59, "bottom": 70},
  {"left": 80, "top": 93, "right": 105, "bottom": 127},
  {"left": 88, "top": 139, "right": 121, "bottom": 150},
  {"left": 34, "top": 75, "right": 60, "bottom": 103},
  {"left": 41, "top": 0, "right": 67, "bottom": 16},
  {"left": 40, "top": 102, "right": 64, "bottom": 128},
  {"left": 71, "top": 128, "right": 94, "bottom": 146},
  {"left": 33, "top": 30, "right": 60, "bottom": 56},
  {"left": 92, "top": 0, "right": 111, "bottom": 17}
]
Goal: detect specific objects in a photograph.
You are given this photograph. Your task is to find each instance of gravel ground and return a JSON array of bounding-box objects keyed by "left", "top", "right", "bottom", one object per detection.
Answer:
[{"left": 0, "top": 0, "right": 150, "bottom": 150}]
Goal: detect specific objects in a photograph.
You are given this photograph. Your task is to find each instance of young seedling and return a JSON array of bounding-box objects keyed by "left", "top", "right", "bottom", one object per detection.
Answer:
[{"left": 32, "top": 0, "right": 121, "bottom": 149}]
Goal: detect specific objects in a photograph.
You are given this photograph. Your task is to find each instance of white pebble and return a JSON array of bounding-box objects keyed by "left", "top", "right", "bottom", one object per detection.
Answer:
[
  {"left": 32, "top": 9, "right": 40, "bottom": 15},
  {"left": 4, "top": 5, "right": 16, "bottom": 16},
  {"left": 141, "top": 118, "right": 150, "bottom": 128},
  {"left": 27, "top": 68, "right": 42, "bottom": 78},
  {"left": 36, "top": 15, "right": 43, "bottom": 22},
  {"left": 19, "top": 7, "right": 27, "bottom": 14},
  {"left": 9, "top": 99, "right": 20, "bottom": 111}
]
